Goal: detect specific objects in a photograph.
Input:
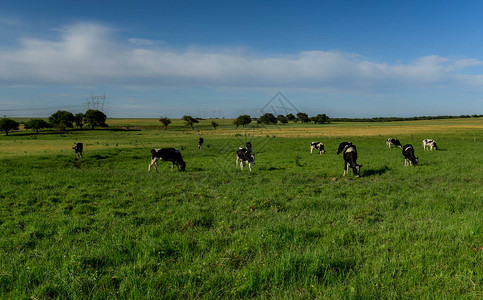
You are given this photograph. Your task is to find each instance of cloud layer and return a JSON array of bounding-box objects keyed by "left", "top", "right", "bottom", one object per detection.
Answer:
[{"left": 1, "top": 22, "right": 483, "bottom": 90}]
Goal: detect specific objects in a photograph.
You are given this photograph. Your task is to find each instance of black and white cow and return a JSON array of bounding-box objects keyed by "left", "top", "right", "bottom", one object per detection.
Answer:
[
  {"left": 342, "top": 144, "right": 362, "bottom": 177},
  {"left": 246, "top": 141, "right": 252, "bottom": 152},
  {"left": 310, "top": 142, "right": 326, "bottom": 154},
  {"left": 422, "top": 139, "right": 438, "bottom": 151},
  {"left": 337, "top": 142, "right": 353, "bottom": 155},
  {"left": 402, "top": 144, "right": 419, "bottom": 166},
  {"left": 198, "top": 138, "right": 204, "bottom": 150},
  {"left": 386, "top": 138, "right": 402, "bottom": 148},
  {"left": 148, "top": 148, "right": 186, "bottom": 173},
  {"left": 236, "top": 147, "right": 255, "bottom": 171},
  {"left": 73, "top": 142, "right": 83, "bottom": 159}
]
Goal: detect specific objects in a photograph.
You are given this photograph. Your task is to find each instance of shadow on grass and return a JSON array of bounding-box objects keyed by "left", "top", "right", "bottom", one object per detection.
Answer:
[
  {"left": 362, "top": 166, "right": 390, "bottom": 177},
  {"left": 7, "top": 131, "right": 73, "bottom": 137},
  {"left": 8, "top": 127, "right": 141, "bottom": 137},
  {"left": 259, "top": 167, "right": 286, "bottom": 171}
]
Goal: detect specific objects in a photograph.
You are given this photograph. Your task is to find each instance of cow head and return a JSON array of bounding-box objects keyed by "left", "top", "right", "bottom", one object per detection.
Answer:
[
  {"left": 179, "top": 161, "right": 186, "bottom": 172},
  {"left": 354, "top": 164, "right": 363, "bottom": 177}
]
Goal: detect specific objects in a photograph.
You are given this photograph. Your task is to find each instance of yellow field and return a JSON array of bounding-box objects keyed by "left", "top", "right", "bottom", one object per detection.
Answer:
[{"left": 107, "top": 117, "right": 483, "bottom": 138}]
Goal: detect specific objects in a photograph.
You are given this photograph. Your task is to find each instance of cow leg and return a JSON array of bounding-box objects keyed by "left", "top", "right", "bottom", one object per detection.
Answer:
[
  {"left": 171, "top": 162, "right": 174, "bottom": 172},
  {"left": 148, "top": 158, "right": 157, "bottom": 172},
  {"left": 310, "top": 146, "right": 313, "bottom": 153},
  {"left": 236, "top": 156, "right": 239, "bottom": 168},
  {"left": 240, "top": 161, "right": 244, "bottom": 170},
  {"left": 343, "top": 162, "right": 348, "bottom": 176},
  {"left": 248, "top": 162, "right": 252, "bottom": 172}
]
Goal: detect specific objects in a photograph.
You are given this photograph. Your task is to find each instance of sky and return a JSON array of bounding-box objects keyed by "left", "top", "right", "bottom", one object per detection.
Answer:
[{"left": 1, "top": 0, "right": 483, "bottom": 118}]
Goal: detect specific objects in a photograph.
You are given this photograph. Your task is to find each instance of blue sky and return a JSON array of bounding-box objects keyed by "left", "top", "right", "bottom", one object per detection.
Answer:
[{"left": 1, "top": 0, "right": 483, "bottom": 118}]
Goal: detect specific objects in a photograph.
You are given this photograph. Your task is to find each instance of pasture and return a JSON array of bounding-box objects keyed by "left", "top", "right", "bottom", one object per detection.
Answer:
[{"left": 0, "top": 118, "right": 482, "bottom": 298}]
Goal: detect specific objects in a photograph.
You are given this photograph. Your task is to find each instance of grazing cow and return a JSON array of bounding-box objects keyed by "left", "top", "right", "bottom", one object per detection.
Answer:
[
  {"left": 73, "top": 142, "right": 83, "bottom": 159},
  {"left": 386, "top": 138, "right": 402, "bottom": 148},
  {"left": 246, "top": 141, "right": 252, "bottom": 152},
  {"left": 337, "top": 142, "right": 353, "bottom": 155},
  {"left": 198, "top": 138, "right": 204, "bottom": 150},
  {"left": 343, "top": 144, "right": 362, "bottom": 177},
  {"left": 423, "top": 139, "right": 438, "bottom": 151},
  {"left": 310, "top": 142, "right": 326, "bottom": 154},
  {"left": 148, "top": 148, "right": 186, "bottom": 173},
  {"left": 402, "top": 144, "right": 419, "bottom": 166},
  {"left": 236, "top": 147, "right": 255, "bottom": 171}
]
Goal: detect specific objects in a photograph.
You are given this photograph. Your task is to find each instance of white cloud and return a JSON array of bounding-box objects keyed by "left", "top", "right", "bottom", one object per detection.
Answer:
[
  {"left": 128, "top": 38, "right": 157, "bottom": 46},
  {"left": 1, "top": 22, "right": 483, "bottom": 90}
]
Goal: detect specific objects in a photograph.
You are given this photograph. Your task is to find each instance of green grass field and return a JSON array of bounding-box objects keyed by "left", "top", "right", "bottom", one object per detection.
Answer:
[{"left": 0, "top": 119, "right": 482, "bottom": 298}]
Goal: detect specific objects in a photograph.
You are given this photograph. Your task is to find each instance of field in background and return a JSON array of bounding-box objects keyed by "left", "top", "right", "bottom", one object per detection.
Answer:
[{"left": 0, "top": 118, "right": 482, "bottom": 298}]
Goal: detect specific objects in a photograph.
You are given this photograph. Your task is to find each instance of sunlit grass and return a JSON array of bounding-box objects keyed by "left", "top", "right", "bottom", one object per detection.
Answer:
[{"left": 0, "top": 118, "right": 482, "bottom": 298}]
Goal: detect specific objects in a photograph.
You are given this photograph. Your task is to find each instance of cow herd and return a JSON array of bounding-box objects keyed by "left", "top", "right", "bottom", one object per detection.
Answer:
[{"left": 73, "top": 136, "right": 440, "bottom": 177}]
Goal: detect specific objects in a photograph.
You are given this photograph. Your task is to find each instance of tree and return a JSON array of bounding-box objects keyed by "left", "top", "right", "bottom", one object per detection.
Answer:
[
  {"left": 74, "top": 113, "right": 86, "bottom": 129},
  {"left": 182, "top": 115, "right": 199, "bottom": 130},
  {"left": 258, "top": 113, "right": 277, "bottom": 125},
  {"left": 296, "top": 112, "right": 310, "bottom": 123},
  {"left": 286, "top": 113, "right": 296, "bottom": 122},
  {"left": 159, "top": 117, "right": 172, "bottom": 130},
  {"left": 277, "top": 115, "right": 289, "bottom": 125},
  {"left": 49, "top": 110, "right": 75, "bottom": 130},
  {"left": 24, "top": 119, "right": 52, "bottom": 134},
  {"left": 0, "top": 118, "right": 19, "bottom": 136},
  {"left": 211, "top": 120, "right": 219, "bottom": 130},
  {"left": 234, "top": 115, "right": 252, "bottom": 128},
  {"left": 85, "top": 109, "right": 107, "bottom": 130}
]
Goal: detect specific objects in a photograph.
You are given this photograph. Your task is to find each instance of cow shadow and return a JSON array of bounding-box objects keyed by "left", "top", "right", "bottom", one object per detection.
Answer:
[
  {"left": 362, "top": 166, "right": 390, "bottom": 177},
  {"left": 259, "top": 166, "right": 286, "bottom": 171}
]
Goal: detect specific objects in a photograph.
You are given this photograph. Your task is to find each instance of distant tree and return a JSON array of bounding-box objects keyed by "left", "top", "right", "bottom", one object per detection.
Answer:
[
  {"left": 211, "top": 120, "right": 219, "bottom": 130},
  {"left": 311, "top": 114, "right": 329, "bottom": 124},
  {"left": 296, "top": 112, "right": 310, "bottom": 123},
  {"left": 234, "top": 115, "right": 252, "bottom": 128},
  {"left": 49, "top": 110, "right": 75, "bottom": 130},
  {"left": 0, "top": 118, "right": 19, "bottom": 136},
  {"left": 85, "top": 109, "right": 107, "bottom": 130},
  {"left": 159, "top": 117, "right": 172, "bottom": 130},
  {"left": 258, "top": 113, "right": 277, "bottom": 125},
  {"left": 182, "top": 115, "right": 199, "bottom": 130},
  {"left": 277, "top": 115, "right": 289, "bottom": 125},
  {"left": 74, "top": 113, "right": 86, "bottom": 129},
  {"left": 286, "top": 113, "right": 296, "bottom": 122},
  {"left": 24, "top": 119, "right": 52, "bottom": 134}
]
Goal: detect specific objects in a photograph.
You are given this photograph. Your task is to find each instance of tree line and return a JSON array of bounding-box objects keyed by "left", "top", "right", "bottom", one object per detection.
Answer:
[
  {"left": 233, "top": 112, "right": 330, "bottom": 128},
  {"left": 330, "top": 114, "right": 483, "bottom": 122},
  {"left": 0, "top": 109, "right": 107, "bottom": 135},
  {"left": 158, "top": 113, "right": 330, "bottom": 131},
  {"left": 158, "top": 112, "right": 482, "bottom": 131}
]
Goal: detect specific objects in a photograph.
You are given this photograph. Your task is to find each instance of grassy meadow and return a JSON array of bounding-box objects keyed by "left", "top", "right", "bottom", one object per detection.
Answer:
[{"left": 0, "top": 118, "right": 482, "bottom": 298}]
